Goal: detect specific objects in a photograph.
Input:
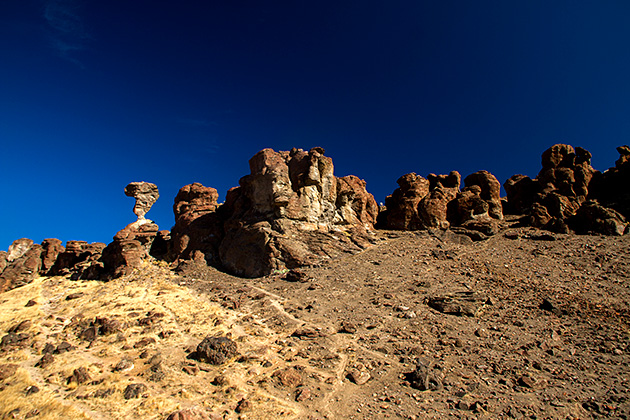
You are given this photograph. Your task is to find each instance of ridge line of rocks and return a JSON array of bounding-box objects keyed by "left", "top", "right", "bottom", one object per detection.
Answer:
[{"left": 0, "top": 144, "right": 628, "bottom": 292}]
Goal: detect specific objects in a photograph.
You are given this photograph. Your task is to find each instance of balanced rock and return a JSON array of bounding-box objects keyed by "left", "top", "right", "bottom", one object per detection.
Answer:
[
  {"left": 101, "top": 182, "right": 161, "bottom": 278},
  {"left": 124, "top": 182, "right": 159, "bottom": 223}
]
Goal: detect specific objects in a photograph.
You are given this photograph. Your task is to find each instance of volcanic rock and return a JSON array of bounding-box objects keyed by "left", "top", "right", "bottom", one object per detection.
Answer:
[
  {"left": 100, "top": 183, "right": 163, "bottom": 278},
  {"left": 570, "top": 200, "right": 628, "bottom": 236},
  {"left": 218, "top": 147, "right": 378, "bottom": 277},
  {"left": 588, "top": 145, "right": 630, "bottom": 219},
  {"left": 50, "top": 241, "right": 106, "bottom": 279},
  {"left": 40, "top": 238, "right": 64, "bottom": 274},
  {"left": 124, "top": 182, "right": 159, "bottom": 223},
  {"left": 0, "top": 251, "right": 6, "bottom": 275},
  {"left": 502, "top": 144, "right": 624, "bottom": 235},
  {"left": 417, "top": 171, "right": 461, "bottom": 229},
  {"left": 0, "top": 240, "right": 42, "bottom": 292},
  {"left": 194, "top": 336, "right": 239, "bottom": 365},
  {"left": 382, "top": 173, "right": 429, "bottom": 230},
  {"left": 170, "top": 183, "right": 223, "bottom": 264}
]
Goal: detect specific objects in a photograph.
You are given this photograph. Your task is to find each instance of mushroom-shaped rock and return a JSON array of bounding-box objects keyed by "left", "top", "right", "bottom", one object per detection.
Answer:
[{"left": 124, "top": 182, "right": 159, "bottom": 223}]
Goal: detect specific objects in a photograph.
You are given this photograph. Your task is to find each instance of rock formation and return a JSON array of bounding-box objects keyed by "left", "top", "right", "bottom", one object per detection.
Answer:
[
  {"left": 0, "top": 239, "right": 42, "bottom": 292},
  {"left": 218, "top": 147, "right": 378, "bottom": 277},
  {"left": 170, "top": 182, "right": 222, "bottom": 264},
  {"left": 382, "top": 171, "right": 463, "bottom": 230},
  {"left": 101, "top": 182, "right": 161, "bottom": 278},
  {"left": 588, "top": 145, "right": 630, "bottom": 220},
  {"left": 169, "top": 147, "right": 379, "bottom": 277},
  {"left": 124, "top": 182, "right": 159, "bottom": 224},
  {"left": 503, "top": 144, "right": 627, "bottom": 235},
  {"left": 50, "top": 241, "right": 106, "bottom": 279}
]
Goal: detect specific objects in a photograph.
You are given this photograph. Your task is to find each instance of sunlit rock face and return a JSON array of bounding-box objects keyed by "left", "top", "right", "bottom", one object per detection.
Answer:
[
  {"left": 124, "top": 182, "right": 159, "bottom": 224},
  {"left": 101, "top": 182, "right": 162, "bottom": 278},
  {"left": 169, "top": 147, "right": 379, "bottom": 278}
]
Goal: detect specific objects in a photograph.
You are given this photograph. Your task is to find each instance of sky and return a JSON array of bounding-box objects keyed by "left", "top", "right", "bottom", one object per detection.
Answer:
[{"left": 1, "top": 1, "right": 629, "bottom": 250}]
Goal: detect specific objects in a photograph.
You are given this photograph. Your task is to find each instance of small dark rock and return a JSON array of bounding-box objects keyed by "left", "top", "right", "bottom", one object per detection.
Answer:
[
  {"left": 25, "top": 385, "right": 40, "bottom": 396},
  {"left": 8, "top": 320, "right": 32, "bottom": 333},
  {"left": 65, "top": 292, "right": 84, "bottom": 300},
  {"left": 0, "top": 363, "right": 18, "bottom": 381},
  {"left": 235, "top": 398, "right": 252, "bottom": 413},
  {"left": 67, "top": 367, "right": 90, "bottom": 385},
  {"left": 407, "top": 361, "right": 443, "bottom": 391},
  {"left": 123, "top": 383, "right": 147, "bottom": 399},
  {"left": 194, "top": 336, "right": 239, "bottom": 365},
  {"left": 35, "top": 353, "right": 54, "bottom": 368},
  {"left": 25, "top": 300, "right": 37, "bottom": 307},
  {"left": 284, "top": 269, "right": 310, "bottom": 282}
]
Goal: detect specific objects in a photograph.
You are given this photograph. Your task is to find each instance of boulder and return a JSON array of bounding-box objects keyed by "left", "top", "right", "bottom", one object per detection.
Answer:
[
  {"left": 217, "top": 147, "right": 378, "bottom": 277},
  {"left": 570, "top": 201, "right": 628, "bottom": 236},
  {"left": 124, "top": 182, "right": 159, "bottom": 223}
]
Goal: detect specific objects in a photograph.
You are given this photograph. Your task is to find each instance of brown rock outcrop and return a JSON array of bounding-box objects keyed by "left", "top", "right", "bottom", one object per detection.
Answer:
[
  {"left": 383, "top": 173, "right": 429, "bottom": 230},
  {"left": 588, "top": 145, "right": 630, "bottom": 219},
  {"left": 170, "top": 183, "right": 222, "bottom": 264},
  {"left": 571, "top": 201, "right": 628, "bottom": 236},
  {"left": 197, "top": 147, "right": 379, "bottom": 277},
  {"left": 0, "top": 240, "right": 42, "bottom": 292},
  {"left": 0, "top": 251, "right": 6, "bottom": 275},
  {"left": 383, "top": 171, "right": 461, "bottom": 230},
  {"left": 50, "top": 241, "right": 106, "bottom": 279},
  {"left": 40, "top": 238, "right": 64, "bottom": 274},
  {"left": 504, "top": 144, "right": 596, "bottom": 233}
]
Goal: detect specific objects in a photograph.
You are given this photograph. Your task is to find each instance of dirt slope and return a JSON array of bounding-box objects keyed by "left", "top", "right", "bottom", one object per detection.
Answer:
[{"left": 1, "top": 227, "right": 629, "bottom": 419}]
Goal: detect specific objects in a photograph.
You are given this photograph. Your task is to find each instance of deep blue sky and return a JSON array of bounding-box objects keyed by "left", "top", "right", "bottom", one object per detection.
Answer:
[{"left": 1, "top": 1, "right": 629, "bottom": 250}]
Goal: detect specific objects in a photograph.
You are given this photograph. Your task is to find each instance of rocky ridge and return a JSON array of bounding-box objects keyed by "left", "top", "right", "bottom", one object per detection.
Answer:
[{"left": 0, "top": 144, "right": 628, "bottom": 291}]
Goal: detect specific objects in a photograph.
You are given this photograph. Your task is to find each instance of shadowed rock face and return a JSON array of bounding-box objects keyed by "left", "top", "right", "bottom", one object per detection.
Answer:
[
  {"left": 0, "top": 239, "right": 42, "bottom": 292},
  {"left": 589, "top": 145, "right": 630, "bottom": 220},
  {"left": 503, "top": 144, "right": 627, "bottom": 235},
  {"left": 170, "top": 183, "right": 222, "bottom": 264}
]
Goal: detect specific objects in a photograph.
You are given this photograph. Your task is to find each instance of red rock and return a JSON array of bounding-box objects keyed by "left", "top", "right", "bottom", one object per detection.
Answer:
[
  {"left": 589, "top": 145, "right": 630, "bottom": 220},
  {"left": 40, "top": 238, "right": 64, "bottom": 274},
  {"left": 170, "top": 183, "right": 222, "bottom": 263},
  {"left": 463, "top": 170, "right": 503, "bottom": 220},
  {"left": 0, "top": 241, "right": 42, "bottom": 292},
  {"left": 6, "top": 238, "right": 33, "bottom": 262},
  {"left": 217, "top": 147, "right": 378, "bottom": 277},
  {"left": 383, "top": 173, "right": 429, "bottom": 230}
]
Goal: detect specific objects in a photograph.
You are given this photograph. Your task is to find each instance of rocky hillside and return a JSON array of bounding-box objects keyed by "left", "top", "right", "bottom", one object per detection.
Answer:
[
  {"left": 0, "top": 144, "right": 629, "bottom": 419},
  {"left": 0, "top": 226, "right": 628, "bottom": 419}
]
